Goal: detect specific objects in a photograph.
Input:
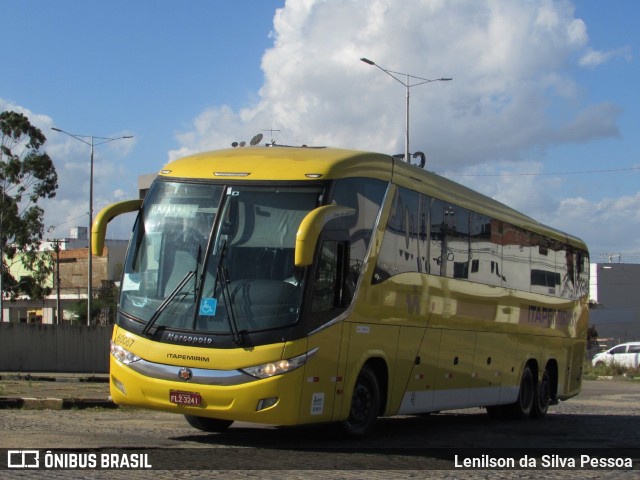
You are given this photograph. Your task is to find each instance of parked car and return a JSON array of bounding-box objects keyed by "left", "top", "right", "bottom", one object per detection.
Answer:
[{"left": 592, "top": 342, "right": 640, "bottom": 368}]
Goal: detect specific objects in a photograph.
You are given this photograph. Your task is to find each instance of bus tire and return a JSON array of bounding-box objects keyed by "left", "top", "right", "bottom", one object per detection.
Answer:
[
  {"left": 184, "top": 415, "right": 233, "bottom": 433},
  {"left": 341, "top": 365, "right": 380, "bottom": 438},
  {"left": 531, "top": 369, "right": 551, "bottom": 419},
  {"left": 507, "top": 364, "right": 535, "bottom": 419}
]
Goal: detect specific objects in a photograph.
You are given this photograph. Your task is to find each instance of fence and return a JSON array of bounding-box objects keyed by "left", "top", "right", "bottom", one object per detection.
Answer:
[{"left": 0, "top": 323, "right": 112, "bottom": 373}]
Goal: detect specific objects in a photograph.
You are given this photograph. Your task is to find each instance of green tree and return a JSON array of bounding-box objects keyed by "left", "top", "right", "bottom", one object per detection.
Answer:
[{"left": 1, "top": 111, "right": 58, "bottom": 307}]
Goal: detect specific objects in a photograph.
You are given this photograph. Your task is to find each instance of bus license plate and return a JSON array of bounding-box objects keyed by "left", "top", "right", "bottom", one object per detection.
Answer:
[{"left": 170, "top": 390, "right": 202, "bottom": 406}]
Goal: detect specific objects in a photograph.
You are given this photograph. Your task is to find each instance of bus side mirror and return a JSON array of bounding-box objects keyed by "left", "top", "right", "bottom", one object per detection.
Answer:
[
  {"left": 295, "top": 205, "right": 355, "bottom": 267},
  {"left": 92, "top": 199, "right": 143, "bottom": 256}
]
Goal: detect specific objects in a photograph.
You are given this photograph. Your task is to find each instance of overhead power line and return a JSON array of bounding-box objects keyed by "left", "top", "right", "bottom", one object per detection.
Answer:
[{"left": 452, "top": 165, "right": 640, "bottom": 177}]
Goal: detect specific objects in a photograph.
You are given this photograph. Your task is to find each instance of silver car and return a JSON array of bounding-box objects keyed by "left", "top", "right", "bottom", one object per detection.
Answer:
[{"left": 592, "top": 342, "right": 640, "bottom": 368}]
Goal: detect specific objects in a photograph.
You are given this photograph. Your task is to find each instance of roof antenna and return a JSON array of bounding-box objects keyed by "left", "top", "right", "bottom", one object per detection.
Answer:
[{"left": 262, "top": 128, "right": 280, "bottom": 146}]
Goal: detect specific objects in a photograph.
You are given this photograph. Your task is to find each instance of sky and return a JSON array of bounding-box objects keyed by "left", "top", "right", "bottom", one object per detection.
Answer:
[{"left": 1, "top": 0, "right": 638, "bottom": 263}]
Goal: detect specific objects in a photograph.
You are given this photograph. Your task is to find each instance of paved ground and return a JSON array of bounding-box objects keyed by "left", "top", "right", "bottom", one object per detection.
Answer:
[{"left": 1, "top": 374, "right": 639, "bottom": 478}]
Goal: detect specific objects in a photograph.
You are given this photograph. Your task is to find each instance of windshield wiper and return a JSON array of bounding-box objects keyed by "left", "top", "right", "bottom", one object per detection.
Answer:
[
  {"left": 215, "top": 240, "right": 243, "bottom": 345},
  {"left": 194, "top": 245, "right": 202, "bottom": 302},
  {"left": 141, "top": 270, "right": 195, "bottom": 337}
]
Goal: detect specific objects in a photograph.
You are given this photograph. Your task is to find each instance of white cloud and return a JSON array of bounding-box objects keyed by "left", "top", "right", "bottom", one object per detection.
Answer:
[
  {"left": 174, "top": 0, "right": 619, "bottom": 168},
  {"left": 168, "top": 0, "right": 635, "bottom": 260},
  {"left": 579, "top": 47, "right": 633, "bottom": 69},
  {"left": 554, "top": 193, "right": 640, "bottom": 258},
  {"left": 4, "top": 1, "right": 635, "bottom": 261},
  {"left": 555, "top": 103, "right": 622, "bottom": 143}
]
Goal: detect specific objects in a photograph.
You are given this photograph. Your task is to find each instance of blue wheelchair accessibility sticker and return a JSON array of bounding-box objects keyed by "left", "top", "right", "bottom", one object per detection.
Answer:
[{"left": 199, "top": 298, "right": 218, "bottom": 316}]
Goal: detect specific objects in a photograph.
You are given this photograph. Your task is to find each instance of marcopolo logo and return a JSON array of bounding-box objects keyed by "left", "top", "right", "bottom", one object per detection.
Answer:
[{"left": 7, "top": 450, "right": 40, "bottom": 468}]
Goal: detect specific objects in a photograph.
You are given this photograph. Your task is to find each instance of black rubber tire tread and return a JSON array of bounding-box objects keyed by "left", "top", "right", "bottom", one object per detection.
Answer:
[
  {"left": 506, "top": 364, "right": 535, "bottom": 419},
  {"left": 340, "top": 365, "right": 380, "bottom": 438},
  {"left": 531, "top": 368, "right": 551, "bottom": 419}
]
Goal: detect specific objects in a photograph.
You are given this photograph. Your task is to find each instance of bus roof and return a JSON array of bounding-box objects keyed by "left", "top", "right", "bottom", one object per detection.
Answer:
[
  {"left": 160, "top": 146, "right": 393, "bottom": 182},
  {"left": 159, "top": 146, "right": 587, "bottom": 251}
]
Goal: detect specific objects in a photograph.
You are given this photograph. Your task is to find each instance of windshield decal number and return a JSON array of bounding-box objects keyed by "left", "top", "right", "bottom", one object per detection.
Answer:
[
  {"left": 115, "top": 333, "right": 135, "bottom": 349},
  {"left": 199, "top": 298, "right": 218, "bottom": 316}
]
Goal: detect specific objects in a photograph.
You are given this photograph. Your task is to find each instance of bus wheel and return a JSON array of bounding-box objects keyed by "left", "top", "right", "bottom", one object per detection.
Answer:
[
  {"left": 184, "top": 415, "right": 233, "bottom": 433},
  {"left": 507, "top": 364, "right": 535, "bottom": 419},
  {"left": 341, "top": 366, "right": 380, "bottom": 438},
  {"left": 531, "top": 369, "right": 551, "bottom": 419}
]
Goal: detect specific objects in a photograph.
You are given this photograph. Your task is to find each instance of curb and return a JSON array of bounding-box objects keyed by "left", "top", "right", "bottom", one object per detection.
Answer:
[
  {"left": 0, "top": 373, "right": 114, "bottom": 410},
  {"left": 0, "top": 373, "right": 109, "bottom": 383},
  {"left": 0, "top": 397, "right": 117, "bottom": 410}
]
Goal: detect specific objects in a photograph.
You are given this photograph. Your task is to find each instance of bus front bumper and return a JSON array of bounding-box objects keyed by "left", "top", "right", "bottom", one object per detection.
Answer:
[{"left": 109, "top": 356, "right": 303, "bottom": 425}]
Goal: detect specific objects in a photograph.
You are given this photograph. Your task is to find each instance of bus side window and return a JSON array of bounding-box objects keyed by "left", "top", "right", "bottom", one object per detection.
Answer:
[{"left": 310, "top": 240, "right": 349, "bottom": 316}]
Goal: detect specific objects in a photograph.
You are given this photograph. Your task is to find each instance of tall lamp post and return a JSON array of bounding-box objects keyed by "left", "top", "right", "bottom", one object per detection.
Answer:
[
  {"left": 360, "top": 57, "right": 451, "bottom": 164},
  {"left": 51, "top": 127, "right": 133, "bottom": 326}
]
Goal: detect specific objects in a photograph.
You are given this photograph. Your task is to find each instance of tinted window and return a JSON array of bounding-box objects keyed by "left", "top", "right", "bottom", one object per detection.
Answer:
[
  {"left": 370, "top": 183, "right": 588, "bottom": 300},
  {"left": 373, "top": 186, "right": 422, "bottom": 283},
  {"left": 331, "top": 177, "right": 387, "bottom": 293},
  {"left": 469, "top": 214, "right": 501, "bottom": 286}
]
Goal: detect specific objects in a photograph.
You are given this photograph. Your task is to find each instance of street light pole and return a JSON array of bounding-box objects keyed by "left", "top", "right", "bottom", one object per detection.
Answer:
[
  {"left": 51, "top": 127, "right": 133, "bottom": 326},
  {"left": 360, "top": 57, "right": 451, "bottom": 164}
]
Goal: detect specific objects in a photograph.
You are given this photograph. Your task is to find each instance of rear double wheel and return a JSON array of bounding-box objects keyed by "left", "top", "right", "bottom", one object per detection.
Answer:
[
  {"left": 531, "top": 368, "right": 551, "bottom": 418},
  {"left": 487, "top": 364, "right": 551, "bottom": 420},
  {"left": 506, "top": 364, "right": 535, "bottom": 418},
  {"left": 487, "top": 364, "right": 535, "bottom": 419}
]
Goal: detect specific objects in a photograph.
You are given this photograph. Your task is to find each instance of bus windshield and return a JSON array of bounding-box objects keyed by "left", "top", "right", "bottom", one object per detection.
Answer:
[{"left": 120, "top": 181, "right": 322, "bottom": 336}]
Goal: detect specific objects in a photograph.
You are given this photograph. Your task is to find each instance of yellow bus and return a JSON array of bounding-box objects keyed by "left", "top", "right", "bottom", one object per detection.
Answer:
[{"left": 95, "top": 146, "right": 589, "bottom": 437}]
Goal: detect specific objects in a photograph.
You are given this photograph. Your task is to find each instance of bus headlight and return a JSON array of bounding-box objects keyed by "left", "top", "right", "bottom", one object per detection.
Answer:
[
  {"left": 241, "top": 347, "right": 318, "bottom": 379},
  {"left": 110, "top": 340, "right": 141, "bottom": 364}
]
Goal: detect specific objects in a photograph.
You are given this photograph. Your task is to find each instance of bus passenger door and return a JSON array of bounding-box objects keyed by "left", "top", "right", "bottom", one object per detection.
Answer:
[
  {"left": 297, "top": 322, "right": 347, "bottom": 424},
  {"left": 297, "top": 240, "right": 350, "bottom": 424}
]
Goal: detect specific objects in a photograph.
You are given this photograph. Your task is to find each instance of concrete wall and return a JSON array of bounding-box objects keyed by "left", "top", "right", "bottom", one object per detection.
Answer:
[
  {"left": 591, "top": 263, "right": 640, "bottom": 344},
  {"left": 590, "top": 308, "right": 638, "bottom": 345},
  {"left": 0, "top": 323, "right": 111, "bottom": 373}
]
